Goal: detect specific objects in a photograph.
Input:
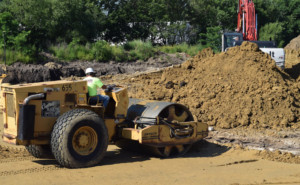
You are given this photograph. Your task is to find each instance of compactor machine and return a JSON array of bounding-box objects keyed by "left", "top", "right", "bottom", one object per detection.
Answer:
[{"left": 0, "top": 78, "right": 208, "bottom": 168}]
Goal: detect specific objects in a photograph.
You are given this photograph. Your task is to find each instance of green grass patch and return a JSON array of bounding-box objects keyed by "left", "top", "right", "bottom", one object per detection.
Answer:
[
  {"left": 50, "top": 40, "right": 208, "bottom": 62},
  {"left": 156, "top": 43, "right": 207, "bottom": 56},
  {"left": 124, "top": 40, "right": 154, "bottom": 60},
  {"left": 0, "top": 49, "right": 33, "bottom": 65},
  {"left": 51, "top": 39, "right": 155, "bottom": 62}
]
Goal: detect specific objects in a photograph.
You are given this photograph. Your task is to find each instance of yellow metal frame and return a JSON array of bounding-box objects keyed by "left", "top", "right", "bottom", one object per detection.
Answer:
[
  {"left": 0, "top": 78, "right": 208, "bottom": 151},
  {"left": 1, "top": 80, "right": 129, "bottom": 146},
  {"left": 72, "top": 126, "right": 98, "bottom": 156},
  {"left": 121, "top": 121, "right": 208, "bottom": 147}
]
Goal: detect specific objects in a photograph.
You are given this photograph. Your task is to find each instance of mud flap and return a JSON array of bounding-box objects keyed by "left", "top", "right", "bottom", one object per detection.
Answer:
[{"left": 18, "top": 104, "right": 36, "bottom": 140}]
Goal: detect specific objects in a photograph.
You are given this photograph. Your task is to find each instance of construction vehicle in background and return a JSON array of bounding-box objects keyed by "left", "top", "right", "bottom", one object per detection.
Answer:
[
  {"left": 0, "top": 76, "right": 208, "bottom": 168},
  {"left": 222, "top": 0, "right": 285, "bottom": 69}
]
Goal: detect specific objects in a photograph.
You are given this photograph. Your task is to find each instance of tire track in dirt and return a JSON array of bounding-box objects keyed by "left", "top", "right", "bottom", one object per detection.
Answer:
[
  {"left": 244, "top": 181, "right": 300, "bottom": 185},
  {"left": 0, "top": 156, "right": 36, "bottom": 164},
  {"left": 216, "top": 159, "right": 258, "bottom": 167},
  {"left": 0, "top": 166, "right": 63, "bottom": 176},
  {"left": 0, "top": 144, "right": 31, "bottom": 160}
]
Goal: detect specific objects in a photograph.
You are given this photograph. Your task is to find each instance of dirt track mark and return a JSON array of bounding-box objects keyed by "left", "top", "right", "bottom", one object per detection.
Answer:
[
  {"left": 216, "top": 159, "right": 258, "bottom": 166},
  {"left": 207, "top": 129, "right": 300, "bottom": 158},
  {"left": 0, "top": 146, "right": 31, "bottom": 160},
  {"left": 244, "top": 181, "right": 300, "bottom": 185},
  {"left": 0, "top": 166, "right": 63, "bottom": 176},
  {"left": 0, "top": 156, "right": 36, "bottom": 163}
]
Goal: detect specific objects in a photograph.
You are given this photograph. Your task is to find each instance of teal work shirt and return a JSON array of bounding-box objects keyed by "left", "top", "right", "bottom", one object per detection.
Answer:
[{"left": 83, "top": 76, "right": 104, "bottom": 96}]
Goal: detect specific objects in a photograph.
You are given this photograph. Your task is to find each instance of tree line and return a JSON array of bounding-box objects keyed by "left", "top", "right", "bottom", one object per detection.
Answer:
[{"left": 0, "top": 0, "right": 299, "bottom": 63}]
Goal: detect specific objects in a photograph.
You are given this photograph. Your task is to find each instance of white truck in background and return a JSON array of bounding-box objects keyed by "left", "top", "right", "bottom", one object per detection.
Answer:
[{"left": 259, "top": 48, "right": 285, "bottom": 69}]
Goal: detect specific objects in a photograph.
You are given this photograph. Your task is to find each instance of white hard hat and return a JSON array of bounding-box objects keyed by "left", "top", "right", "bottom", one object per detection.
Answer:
[{"left": 85, "top": 68, "right": 95, "bottom": 74}]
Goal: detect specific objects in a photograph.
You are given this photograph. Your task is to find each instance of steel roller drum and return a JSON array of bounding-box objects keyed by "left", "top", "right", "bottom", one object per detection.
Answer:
[
  {"left": 118, "top": 98, "right": 197, "bottom": 157},
  {"left": 127, "top": 98, "right": 194, "bottom": 123}
]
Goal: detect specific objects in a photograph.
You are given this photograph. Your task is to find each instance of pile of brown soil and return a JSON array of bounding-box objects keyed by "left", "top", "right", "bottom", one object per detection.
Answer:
[
  {"left": 122, "top": 42, "right": 300, "bottom": 129},
  {"left": 257, "top": 150, "right": 300, "bottom": 164},
  {"left": 0, "top": 53, "right": 188, "bottom": 84},
  {"left": 285, "top": 35, "right": 300, "bottom": 68},
  {"left": 285, "top": 35, "right": 300, "bottom": 50},
  {"left": 0, "top": 145, "right": 30, "bottom": 159},
  {"left": 285, "top": 49, "right": 300, "bottom": 69}
]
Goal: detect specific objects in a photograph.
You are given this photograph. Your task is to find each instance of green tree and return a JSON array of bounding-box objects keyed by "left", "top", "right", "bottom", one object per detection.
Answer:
[
  {"left": 1, "top": 0, "right": 53, "bottom": 49},
  {"left": 188, "top": 0, "right": 236, "bottom": 43},
  {"left": 0, "top": 0, "right": 105, "bottom": 47},
  {"left": 51, "top": 0, "right": 105, "bottom": 43},
  {"left": 0, "top": 0, "right": 299, "bottom": 61},
  {"left": 259, "top": 22, "right": 284, "bottom": 47},
  {"left": 199, "top": 26, "right": 222, "bottom": 51},
  {"left": 255, "top": 0, "right": 300, "bottom": 46},
  {"left": 0, "top": 12, "right": 31, "bottom": 52},
  {"left": 100, "top": 0, "right": 155, "bottom": 42}
]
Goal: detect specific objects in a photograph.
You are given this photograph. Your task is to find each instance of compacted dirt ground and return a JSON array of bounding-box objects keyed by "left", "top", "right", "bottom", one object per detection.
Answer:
[
  {"left": 1, "top": 138, "right": 300, "bottom": 185},
  {"left": 0, "top": 39, "right": 300, "bottom": 184}
]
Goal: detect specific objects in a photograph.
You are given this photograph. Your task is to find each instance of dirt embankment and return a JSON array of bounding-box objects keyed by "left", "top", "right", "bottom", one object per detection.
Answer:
[
  {"left": 285, "top": 35, "right": 300, "bottom": 69},
  {"left": 1, "top": 144, "right": 300, "bottom": 185},
  {"left": 118, "top": 42, "right": 300, "bottom": 130},
  {"left": 0, "top": 53, "right": 188, "bottom": 84},
  {"left": 0, "top": 42, "right": 300, "bottom": 184},
  {"left": 285, "top": 35, "right": 300, "bottom": 50}
]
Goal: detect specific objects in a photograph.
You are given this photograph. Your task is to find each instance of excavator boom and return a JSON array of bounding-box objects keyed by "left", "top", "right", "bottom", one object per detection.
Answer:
[{"left": 236, "top": 0, "right": 257, "bottom": 41}]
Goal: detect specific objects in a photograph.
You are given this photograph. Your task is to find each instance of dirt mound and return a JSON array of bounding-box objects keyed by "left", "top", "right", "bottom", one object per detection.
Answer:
[
  {"left": 0, "top": 145, "right": 29, "bottom": 159},
  {"left": 0, "top": 62, "right": 84, "bottom": 84},
  {"left": 0, "top": 53, "right": 187, "bottom": 84},
  {"left": 123, "top": 42, "right": 300, "bottom": 129},
  {"left": 284, "top": 35, "right": 300, "bottom": 68},
  {"left": 285, "top": 50, "right": 300, "bottom": 69},
  {"left": 285, "top": 35, "right": 300, "bottom": 50},
  {"left": 257, "top": 150, "right": 300, "bottom": 164}
]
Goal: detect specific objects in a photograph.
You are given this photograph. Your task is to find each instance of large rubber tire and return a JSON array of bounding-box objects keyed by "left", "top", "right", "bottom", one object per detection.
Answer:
[
  {"left": 51, "top": 109, "right": 108, "bottom": 168},
  {"left": 25, "top": 145, "right": 53, "bottom": 158}
]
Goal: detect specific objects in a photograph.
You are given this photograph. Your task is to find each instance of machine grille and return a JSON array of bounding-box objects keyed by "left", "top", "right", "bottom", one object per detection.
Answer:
[{"left": 6, "top": 94, "right": 15, "bottom": 118}]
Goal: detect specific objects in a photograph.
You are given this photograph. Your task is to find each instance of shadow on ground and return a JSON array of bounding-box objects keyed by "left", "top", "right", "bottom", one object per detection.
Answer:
[
  {"left": 184, "top": 140, "right": 231, "bottom": 158},
  {"left": 33, "top": 159, "right": 59, "bottom": 166},
  {"left": 31, "top": 140, "right": 230, "bottom": 167},
  {"left": 102, "top": 140, "right": 231, "bottom": 164},
  {"left": 285, "top": 63, "right": 300, "bottom": 79},
  {"left": 31, "top": 148, "right": 151, "bottom": 167},
  {"left": 101, "top": 148, "right": 151, "bottom": 166}
]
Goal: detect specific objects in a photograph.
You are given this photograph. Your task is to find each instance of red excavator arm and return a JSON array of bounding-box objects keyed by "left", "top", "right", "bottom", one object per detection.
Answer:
[
  {"left": 222, "top": 0, "right": 276, "bottom": 52},
  {"left": 236, "top": 0, "right": 257, "bottom": 41}
]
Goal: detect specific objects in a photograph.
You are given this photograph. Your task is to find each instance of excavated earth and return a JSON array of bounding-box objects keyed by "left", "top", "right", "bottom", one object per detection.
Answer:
[
  {"left": 0, "top": 41, "right": 300, "bottom": 185},
  {"left": 0, "top": 53, "right": 188, "bottom": 84},
  {"left": 285, "top": 35, "right": 300, "bottom": 81},
  {"left": 105, "top": 42, "right": 300, "bottom": 156},
  {"left": 1, "top": 42, "right": 300, "bottom": 157},
  {"left": 116, "top": 42, "right": 300, "bottom": 130}
]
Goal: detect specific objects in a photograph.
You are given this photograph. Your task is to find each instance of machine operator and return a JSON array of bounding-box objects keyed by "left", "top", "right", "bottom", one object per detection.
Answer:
[{"left": 83, "top": 67, "right": 110, "bottom": 108}]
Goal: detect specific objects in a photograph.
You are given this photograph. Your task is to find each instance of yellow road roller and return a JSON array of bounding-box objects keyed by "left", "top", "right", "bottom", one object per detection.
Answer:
[{"left": 0, "top": 79, "right": 208, "bottom": 168}]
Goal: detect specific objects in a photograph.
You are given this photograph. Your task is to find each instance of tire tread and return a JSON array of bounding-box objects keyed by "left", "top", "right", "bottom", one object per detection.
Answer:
[{"left": 51, "top": 109, "right": 108, "bottom": 168}]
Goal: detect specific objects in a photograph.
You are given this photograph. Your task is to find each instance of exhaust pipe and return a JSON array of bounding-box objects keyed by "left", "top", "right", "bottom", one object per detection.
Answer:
[{"left": 23, "top": 93, "right": 45, "bottom": 105}]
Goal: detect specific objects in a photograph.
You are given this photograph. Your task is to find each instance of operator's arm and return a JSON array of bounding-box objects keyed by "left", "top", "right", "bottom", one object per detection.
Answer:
[{"left": 95, "top": 78, "right": 105, "bottom": 89}]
